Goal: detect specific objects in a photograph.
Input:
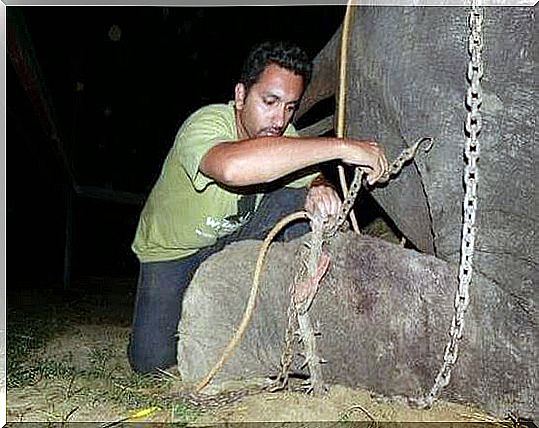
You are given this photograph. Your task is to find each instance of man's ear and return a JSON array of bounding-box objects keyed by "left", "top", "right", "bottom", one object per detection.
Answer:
[{"left": 234, "top": 83, "right": 246, "bottom": 110}]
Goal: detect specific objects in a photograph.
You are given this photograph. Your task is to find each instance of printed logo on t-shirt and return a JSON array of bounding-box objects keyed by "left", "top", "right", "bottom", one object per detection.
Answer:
[
  {"left": 195, "top": 193, "right": 256, "bottom": 240},
  {"left": 202, "top": 213, "right": 251, "bottom": 238}
]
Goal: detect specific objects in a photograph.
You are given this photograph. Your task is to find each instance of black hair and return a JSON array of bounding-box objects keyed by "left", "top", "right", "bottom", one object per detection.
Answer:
[{"left": 239, "top": 40, "right": 312, "bottom": 91}]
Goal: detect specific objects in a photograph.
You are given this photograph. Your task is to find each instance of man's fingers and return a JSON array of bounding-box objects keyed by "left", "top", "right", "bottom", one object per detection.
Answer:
[
  {"left": 305, "top": 194, "right": 315, "bottom": 215},
  {"left": 325, "top": 189, "right": 342, "bottom": 218},
  {"left": 364, "top": 151, "right": 389, "bottom": 185},
  {"left": 383, "top": 154, "right": 389, "bottom": 176},
  {"left": 319, "top": 199, "right": 328, "bottom": 218},
  {"left": 305, "top": 185, "right": 343, "bottom": 220}
]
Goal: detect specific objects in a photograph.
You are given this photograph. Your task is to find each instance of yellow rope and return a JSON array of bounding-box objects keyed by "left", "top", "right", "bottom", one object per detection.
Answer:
[
  {"left": 194, "top": 212, "right": 309, "bottom": 392},
  {"left": 337, "top": 0, "right": 361, "bottom": 235}
]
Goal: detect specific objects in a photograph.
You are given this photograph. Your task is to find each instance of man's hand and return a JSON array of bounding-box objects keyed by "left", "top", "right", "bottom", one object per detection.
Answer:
[
  {"left": 304, "top": 180, "right": 342, "bottom": 221},
  {"left": 341, "top": 139, "right": 389, "bottom": 185}
]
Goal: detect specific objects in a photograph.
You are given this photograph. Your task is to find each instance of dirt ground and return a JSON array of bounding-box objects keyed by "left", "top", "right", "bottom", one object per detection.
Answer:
[
  {"left": 7, "top": 322, "right": 492, "bottom": 424},
  {"left": 6, "top": 276, "right": 504, "bottom": 425},
  {"left": 194, "top": 385, "right": 491, "bottom": 425}
]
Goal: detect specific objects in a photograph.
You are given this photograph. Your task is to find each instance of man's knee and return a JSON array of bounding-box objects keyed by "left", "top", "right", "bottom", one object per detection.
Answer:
[
  {"left": 127, "top": 258, "right": 197, "bottom": 374},
  {"left": 127, "top": 336, "right": 177, "bottom": 374}
]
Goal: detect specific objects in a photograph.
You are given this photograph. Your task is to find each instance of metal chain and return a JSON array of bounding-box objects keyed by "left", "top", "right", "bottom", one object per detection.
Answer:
[
  {"left": 296, "top": 217, "right": 327, "bottom": 394},
  {"left": 271, "top": 218, "right": 327, "bottom": 393},
  {"left": 325, "top": 167, "right": 364, "bottom": 238},
  {"left": 272, "top": 136, "right": 433, "bottom": 393},
  {"left": 379, "top": 137, "right": 434, "bottom": 185},
  {"left": 267, "top": 275, "right": 300, "bottom": 392},
  {"left": 325, "top": 136, "right": 433, "bottom": 239},
  {"left": 176, "top": 380, "right": 313, "bottom": 410},
  {"left": 410, "top": 1, "right": 483, "bottom": 409}
]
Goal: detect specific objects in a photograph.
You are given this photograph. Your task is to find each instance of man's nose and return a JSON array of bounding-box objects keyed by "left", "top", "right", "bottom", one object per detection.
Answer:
[{"left": 273, "top": 105, "right": 286, "bottom": 128}]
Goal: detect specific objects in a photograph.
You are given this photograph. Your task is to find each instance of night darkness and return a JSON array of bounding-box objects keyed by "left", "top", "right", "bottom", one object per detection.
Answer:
[{"left": 8, "top": 6, "right": 345, "bottom": 288}]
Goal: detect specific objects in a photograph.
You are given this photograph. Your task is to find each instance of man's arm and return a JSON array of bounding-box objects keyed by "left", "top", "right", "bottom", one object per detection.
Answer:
[{"left": 200, "top": 136, "right": 388, "bottom": 187}]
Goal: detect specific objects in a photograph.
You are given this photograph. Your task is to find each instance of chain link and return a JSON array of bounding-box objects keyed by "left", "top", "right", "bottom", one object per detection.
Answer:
[
  {"left": 325, "top": 136, "right": 433, "bottom": 240},
  {"left": 272, "top": 216, "right": 329, "bottom": 393},
  {"left": 410, "top": 1, "right": 483, "bottom": 409},
  {"left": 268, "top": 271, "right": 300, "bottom": 392}
]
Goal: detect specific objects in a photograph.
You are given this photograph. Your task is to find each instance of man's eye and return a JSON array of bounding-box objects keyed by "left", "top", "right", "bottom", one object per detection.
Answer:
[
  {"left": 264, "top": 98, "right": 276, "bottom": 106},
  {"left": 286, "top": 105, "right": 297, "bottom": 112}
]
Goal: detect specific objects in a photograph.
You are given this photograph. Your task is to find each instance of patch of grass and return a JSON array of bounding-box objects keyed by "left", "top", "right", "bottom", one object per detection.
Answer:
[
  {"left": 87, "top": 347, "right": 115, "bottom": 377},
  {"left": 7, "top": 282, "right": 199, "bottom": 423},
  {"left": 7, "top": 310, "right": 66, "bottom": 388},
  {"left": 98, "top": 373, "right": 171, "bottom": 407},
  {"left": 7, "top": 287, "right": 84, "bottom": 388},
  {"left": 170, "top": 402, "right": 199, "bottom": 424},
  {"left": 76, "top": 370, "right": 200, "bottom": 423},
  {"left": 38, "top": 358, "right": 77, "bottom": 380},
  {"left": 9, "top": 339, "right": 199, "bottom": 422}
]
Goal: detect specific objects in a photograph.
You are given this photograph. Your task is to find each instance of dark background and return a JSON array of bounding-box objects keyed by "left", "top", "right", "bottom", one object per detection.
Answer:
[{"left": 8, "top": 6, "right": 346, "bottom": 288}]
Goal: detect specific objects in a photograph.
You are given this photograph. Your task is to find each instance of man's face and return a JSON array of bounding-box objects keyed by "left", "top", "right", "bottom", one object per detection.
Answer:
[{"left": 234, "top": 63, "right": 305, "bottom": 140}]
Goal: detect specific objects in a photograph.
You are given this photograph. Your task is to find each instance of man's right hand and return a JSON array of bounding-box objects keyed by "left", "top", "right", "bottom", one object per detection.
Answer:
[{"left": 340, "top": 139, "right": 389, "bottom": 185}]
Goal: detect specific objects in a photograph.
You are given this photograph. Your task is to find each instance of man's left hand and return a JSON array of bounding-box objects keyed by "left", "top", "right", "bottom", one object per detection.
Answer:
[{"left": 304, "top": 182, "right": 342, "bottom": 222}]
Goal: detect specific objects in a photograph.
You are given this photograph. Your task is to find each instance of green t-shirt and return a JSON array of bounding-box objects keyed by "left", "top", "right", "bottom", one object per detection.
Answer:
[{"left": 132, "top": 101, "right": 316, "bottom": 263}]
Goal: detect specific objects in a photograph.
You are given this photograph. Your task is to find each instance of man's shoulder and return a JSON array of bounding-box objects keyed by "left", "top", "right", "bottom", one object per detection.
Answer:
[
  {"left": 186, "top": 101, "right": 235, "bottom": 124},
  {"left": 174, "top": 101, "right": 236, "bottom": 145}
]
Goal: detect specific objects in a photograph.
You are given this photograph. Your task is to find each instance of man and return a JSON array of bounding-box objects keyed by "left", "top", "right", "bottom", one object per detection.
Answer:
[{"left": 129, "top": 41, "right": 388, "bottom": 374}]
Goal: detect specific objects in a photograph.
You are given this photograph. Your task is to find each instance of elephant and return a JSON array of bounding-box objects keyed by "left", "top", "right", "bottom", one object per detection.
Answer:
[
  {"left": 177, "top": 232, "right": 536, "bottom": 419},
  {"left": 176, "top": 6, "right": 537, "bottom": 421}
]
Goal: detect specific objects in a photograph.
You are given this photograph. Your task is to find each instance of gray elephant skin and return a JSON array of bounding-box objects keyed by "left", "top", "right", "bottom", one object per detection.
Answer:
[{"left": 178, "top": 234, "right": 536, "bottom": 418}]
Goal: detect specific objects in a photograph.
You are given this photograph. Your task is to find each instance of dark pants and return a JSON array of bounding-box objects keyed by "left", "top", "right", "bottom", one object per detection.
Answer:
[{"left": 128, "top": 187, "right": 309, "bottom": 374}]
